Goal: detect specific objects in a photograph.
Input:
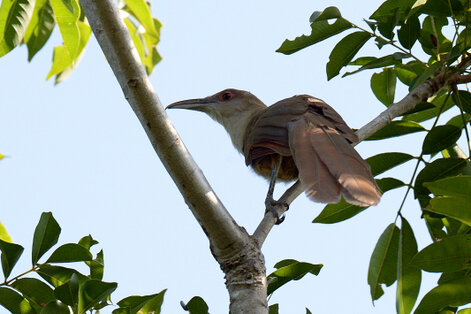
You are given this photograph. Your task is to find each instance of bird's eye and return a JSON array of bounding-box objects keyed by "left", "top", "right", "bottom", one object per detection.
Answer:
[{"left": 219, "top": 92, "right": 234, "bottom": 102}]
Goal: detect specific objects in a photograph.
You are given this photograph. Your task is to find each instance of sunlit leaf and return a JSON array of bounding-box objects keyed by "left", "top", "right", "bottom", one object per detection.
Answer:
[
  {"left": 50, "top": 0, "right": 80, "bottom": 59},
  {"left": 123, "top": 0, "right": 158, "bottom": 40},
  {"left": 41, "top": 300, "right": 70, "bottom": 314},
  {"left": 368, "top": 223, "right": 400, "bottom": 300},
  {"left": 326, "top": 31, "right": 371, "bottom": 80},
  {"left": 0, "top": 222, "right": 12, "bottom": 243},
  {"left": 0, "top": 0, "right": 35, "bottom": 57},
  {"left": 0, "top": 287, "right": 34, "bottom": 313}
]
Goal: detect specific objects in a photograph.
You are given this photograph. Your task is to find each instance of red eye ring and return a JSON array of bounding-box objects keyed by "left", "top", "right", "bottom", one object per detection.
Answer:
[{"left": 219, "top": 91, "right": 235, "bottom": 102}]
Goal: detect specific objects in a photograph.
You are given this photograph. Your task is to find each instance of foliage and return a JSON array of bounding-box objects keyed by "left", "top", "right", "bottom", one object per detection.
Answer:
[
  {"left": 278, "top": 0, "right": 471, "bottom": 312},
  {"left": 0, "top": 212, "right": 166, "bottom": 313},
  {"left": 0, "top": 0, "right": 161, "bottom": 83}
]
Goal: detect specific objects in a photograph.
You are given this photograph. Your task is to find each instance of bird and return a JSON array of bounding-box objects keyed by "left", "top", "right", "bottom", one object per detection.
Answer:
[{"left": 167, "top": 88, "right": 381, "bottom": 216}]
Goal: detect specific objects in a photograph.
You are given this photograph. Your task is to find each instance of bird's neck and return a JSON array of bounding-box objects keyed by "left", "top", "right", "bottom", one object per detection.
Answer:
[{"left": 208, "top": 105, "right": 265, "bottom": 153}]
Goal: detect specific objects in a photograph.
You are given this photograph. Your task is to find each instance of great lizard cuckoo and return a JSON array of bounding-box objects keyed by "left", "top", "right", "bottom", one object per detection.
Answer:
[{"left": 167, "top": 89, "right": 381, "bottom": 215}]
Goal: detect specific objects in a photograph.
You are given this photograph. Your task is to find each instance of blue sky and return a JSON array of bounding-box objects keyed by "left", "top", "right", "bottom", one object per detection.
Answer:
[{"left": 1, "top": 0, "right": 440, "bottom": 313}]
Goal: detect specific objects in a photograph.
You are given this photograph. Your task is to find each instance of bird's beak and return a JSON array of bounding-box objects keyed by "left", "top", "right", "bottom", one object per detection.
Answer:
[{"left": 166, "top": 98, "right": 215, "bottom": 112}]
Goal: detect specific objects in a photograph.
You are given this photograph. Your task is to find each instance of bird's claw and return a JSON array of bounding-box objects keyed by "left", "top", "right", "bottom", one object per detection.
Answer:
[{"left": 265, "top": 197, "right": 289, "bottom": 225}]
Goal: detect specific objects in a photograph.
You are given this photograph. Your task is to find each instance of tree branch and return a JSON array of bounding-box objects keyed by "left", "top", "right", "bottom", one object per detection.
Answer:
[
  {"left": 79, "top": 1, "right": 268, "bottom": 312},
  {"left": 79, "top": 0, "right": 247, "bottom": 256}
]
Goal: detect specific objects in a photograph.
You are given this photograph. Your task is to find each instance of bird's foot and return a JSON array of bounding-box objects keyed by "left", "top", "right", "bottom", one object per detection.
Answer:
[{"left": 265, "top": 197, "right": 289, "bottom": 225}]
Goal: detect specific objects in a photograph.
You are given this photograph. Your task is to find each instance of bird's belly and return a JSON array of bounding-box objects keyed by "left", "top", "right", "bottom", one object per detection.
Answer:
[{"left": 250, "top": 154, "right": 298, "bottom": 182}]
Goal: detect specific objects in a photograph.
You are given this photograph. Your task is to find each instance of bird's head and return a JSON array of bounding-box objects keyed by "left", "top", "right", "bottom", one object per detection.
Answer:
[
  {"left": 166, "top": 88, "right": 266, "bottom": 122},
  {"left": 166, "top": 88, "right": 267, "bottom": 152}
]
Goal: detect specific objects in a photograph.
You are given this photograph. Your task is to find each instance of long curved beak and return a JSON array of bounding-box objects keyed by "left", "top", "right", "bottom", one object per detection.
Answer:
[{"left": 166, "top": 98, "right": 216, "bottom": 112}]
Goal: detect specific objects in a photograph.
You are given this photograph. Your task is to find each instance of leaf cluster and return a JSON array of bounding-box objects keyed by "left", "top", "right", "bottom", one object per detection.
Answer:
[
  {"left": 0, "top": 212, "right": 165, "bottom": 313},
  {"left": 0, "top": 0, "right": 161, "bottom": 83},
  {"left": 277, "top": 0, "right": 471, "bottom": 312}
]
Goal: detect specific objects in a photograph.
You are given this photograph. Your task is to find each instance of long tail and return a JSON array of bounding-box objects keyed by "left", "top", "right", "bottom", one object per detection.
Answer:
[{"left": 288, "top": 117, "right": 381, "bottom": 207}]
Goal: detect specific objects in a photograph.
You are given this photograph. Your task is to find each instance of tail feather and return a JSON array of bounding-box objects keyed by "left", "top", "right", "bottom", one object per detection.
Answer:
[{"left": 289, "top": 117, "right": 381, "bottom": 207}]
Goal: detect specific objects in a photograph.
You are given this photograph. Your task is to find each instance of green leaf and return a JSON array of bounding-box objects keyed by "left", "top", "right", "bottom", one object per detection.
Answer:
[
  {"left": 424, "top": 176, "right": 471, "bottom": 198},
  {"left": 123, "top": 0, "right": 158, "bottom": 40},
  {"left": 276, "top": 17, "right": 352, "bottom": 55},
  {"left": 415, "top": 277, "right": 471, "bottom": 314},
  {"left": 411, "top": 234, "right": 471, "bottom": 272},
  {"left": 367, "top": 120, "right": 425, "bottom": 140},
  {"left": 396, "top": 218, "right": 421, "bottom": 314},
  {"left": 394, "top": 61, "right": 426, "bottom": 86},
  {"left": 23, "top": 0, "right": 55, "bottom": 61},
  {"left": 181, "top": 296, "right": 209, "bottom": 314},
  {"left": 418, "top": 16, "right": 451, "bottom": 56},
  {"left": 40, "top": 300, "right": 70, "bottom": 314},
  {"left": 11, "top": 277, "right": 55, "bottom": 307},
  {"left": 412, "top": 0, "right": 464, "bottom": 17},
  {"left": 0, "top": 221, "right": 12, "bottom": 242},
  {"left": 78, "top": 235, "right": 98, "bottom": 250},
  {"left": 48, "top": 20, "right": 91, "bottom": 83},
  {"left": 50, "top": 0, "right": 80, "bottom": 59},
  {"left": 447, "top": 114, "right": 471, "bottom": 129},
  {"left": 326, "top": 31, "right": 371, "bottom": 80},
  {"left": 269, "top": 303, "right": 279, "bottom": 314},
  {"left": 32, "top": 212, "right": 61, "bottom": 265},
  {"left": 309, "top": 6, "right": 342, "bottom": 22},
  {"left": 0, "top": 287, "right": 34, "bottom": 313},
  {"left": 366, "top": 152, "right": 414, "bottom": 176},
  {"left": 409, "top": 60, "right": 444, "bottom": 91},
  {"left": 414, "top": 158, "right": 467, "bottom": 199},
  {"left": 0, "top": 0, "right": 35, "bottom": 57},
  {"left": 368, "top": 223, "right": 400, "bottom": 301},
  {"left": 459, "top": 308, "right": 471, "bottom": 314},
  {"left": 422, "top": 125, "right": 462, "bottom": 155},
  {"left": 114, "top": 290, "right": 166, "bottom": 314},
  {"left": 397, "top": 15, "right": 420, "bottom": 49},
  {"left": 452, "top": 90, "right": 471, "bottom": 114},
  {"left": 313, "top": 198, "right": 365, "bottom": 224},
  {"left": 427, "top": 196, "right": 471, "bottom": 226},
  {"left": 344, "top": 52, "right": 409, "bottom": 77},
  {"left": 267, "top": 259, "right": 322, "bottom": 295},
  {"left": 78, "top": 280, "right": 117, "bottom": 313},
  {"left": 46, "top": 243, "right": 92, "bottom": 263},
  {"left": 376, "top": 177, "right": 406, "bottom": 191},
  {"left": 88, "top": 249, "right": 104, "bottom": 280},
  {"left": 0, "top": 239, "right": 23, "bottom": 279},
  {"left": 37, "top": 264, "right": 88, "bottom": 287},
  {"left": 371, "top": 68, "right": 397, "bottom": 106},
  {"left": 370, "top": 0, "right": 416, "bottom": 39},
  {"left": 54, "top": 273, "right": 79, "bottom": 306}
]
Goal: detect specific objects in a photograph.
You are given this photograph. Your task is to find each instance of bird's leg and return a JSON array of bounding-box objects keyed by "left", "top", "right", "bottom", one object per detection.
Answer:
[{"left": 265, "top": 155, "right": 289, "bottom": 224}]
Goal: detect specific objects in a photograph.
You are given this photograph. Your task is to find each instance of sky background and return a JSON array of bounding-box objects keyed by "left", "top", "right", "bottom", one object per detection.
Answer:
[{"left": 0, "top": 0, "right": 444, "bottom": 313}]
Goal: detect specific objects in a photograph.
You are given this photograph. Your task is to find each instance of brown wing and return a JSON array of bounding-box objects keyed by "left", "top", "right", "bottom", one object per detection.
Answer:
[{"left": 244, "top": 95, "right": 381, "bottom": 206}]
